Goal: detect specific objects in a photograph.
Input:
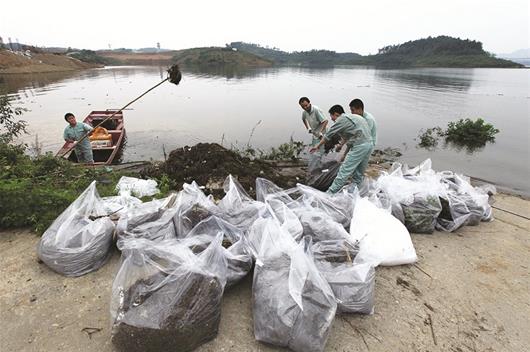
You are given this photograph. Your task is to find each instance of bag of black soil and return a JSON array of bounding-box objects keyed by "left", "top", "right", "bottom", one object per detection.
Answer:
[
  {"left": 251, "top": 218, "right": 337, "bottom": 352},
  {"left": 297, "top": 184, "right": 355, "bottom": 228},
  {"left": 312, "top": 239, "right": 375, "bottom": 314},
  {"left": 37, "top": 181, "right": 115, "bottom": 277},
  {"left": 173, "top": 181, "right": 220, "bottom": 237},
  {"left": 185, "top": 216, "right": 253, "bottom": 288},
  {"left": 307, "top": 160, "right": 341, "bottom": 192},
  {"left": 116, "top": 194, "right": 178, "bottom": 246},
  {"left": 111, "top": 234, "right": 227, "bottom": 352},
  {"left": 218, "top": 175, "right": 267, "bottom": 232},
  {"left": 436, "top": 192, "right": 472, "bottom": 232}
]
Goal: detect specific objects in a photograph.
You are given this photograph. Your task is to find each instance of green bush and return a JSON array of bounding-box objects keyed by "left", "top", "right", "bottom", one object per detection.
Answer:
[{"left": 445, "top": 118, "right": 499, "bottom": 146}]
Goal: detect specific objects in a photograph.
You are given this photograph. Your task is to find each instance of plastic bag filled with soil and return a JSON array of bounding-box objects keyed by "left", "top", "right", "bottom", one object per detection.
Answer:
[
  {"left": 297, "top": 184, "right": 355, "bottom": 228},
  {"left": 37, "top": 181, "right": 115, "bottom": 277},
  {"left": 350, "top": 197, "right": 417, "bottom": 266},
  {"left": 116, "top": 194, "right": 178, "bottom": 245},
  {"left": 111, "top": 234, "right": 227, "bottom": 352},
  {"left": 173, "top": 182, "right": 219, "bottom": 237},
  {"left": 101, "top": 194, "right": 143, "bottom": 219},
  {"left": 312, "top": 239, "right": 375, "bottom": 314},
  {"left": 401, "top": 194, "right": 442, "bottom": 234},
  {"left": 251, "top": 219, "right": 336, "bottom": 352},
  {"left": 218, "top": 175, "right": 267, "bottom": 232},
  {"left": 256, "top": 177, "right": 297, "bottom": 204},
  {"left": 453, "top": 174, "right": 494, "bottom": 222},
  {"left": 292, "top": 204, "right": 351, "bottom": 243},
  {"left": 185, "top": 216, "right": 253, "bottom": 288},
  {"left": 307, "top": 160, "right": 341, "bottom": 192},
  {"left": 116, "top": 176, "right": 160, "bottom": 198},
  {"left": 265, "top": 198, "right": 304, "bottom": 240},
  {"left": 436, "top": 192, "right": 472, "bottom": 232}
]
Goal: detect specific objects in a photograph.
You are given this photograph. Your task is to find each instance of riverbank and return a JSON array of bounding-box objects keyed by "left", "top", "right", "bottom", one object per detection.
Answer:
[
  {"left": 1, "top": 191, "right": 528, "bottom": 352},
  {"left": 0, "top": 50, "right": 101, "bottom": 74}
]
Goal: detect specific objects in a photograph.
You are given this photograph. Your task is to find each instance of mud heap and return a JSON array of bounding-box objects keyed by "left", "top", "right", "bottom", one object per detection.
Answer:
[{"left": 142, "top": 143, "right": 299, "bottom": 197}]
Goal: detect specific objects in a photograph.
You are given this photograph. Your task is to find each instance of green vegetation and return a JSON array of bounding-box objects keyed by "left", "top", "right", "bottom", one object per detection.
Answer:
[
  {"left": 67, "top": 49, "right": 121, "bottom": 65},
  {"left": 172, "top": 47, "right": 273, "bottom": 67},
  {"left": 230, "top": 36, "right": 522, "bottom": 68},
  {"left": 417, "top": 118, "right": 500, "bottom": 152},
  {"left": 237, "top": 139, "right": 305, "bottom": 161},
  {"left": 0, "top": 95, "right": 162, "bottom": 233}
]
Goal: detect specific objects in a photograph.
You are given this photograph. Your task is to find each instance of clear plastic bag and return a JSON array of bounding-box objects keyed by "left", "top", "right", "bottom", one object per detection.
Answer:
[
  {"left": 401, "top": 194, "right": 442, "bottom": 234},
  {"left": 218, "top": 175, "right": 267, "bottom": 232},
  {"left": 297, "top": 184, "right": 355, "bottom": 228},
  {"left": 173, "top": 182, "right": 219, "bottom": 237},
  {"left": 293, "top": 204, "right": 351, "bottom": 243},
  {"left": 111, "top": 234, "right": 227, "bottom": 352},
  {"left": 37, "top": 181, "right": 115, "bottom": 277},
  {"left": 251, "top": 220, "right": 336, "bottom": 352},
  {"left": 116, "top": 176, "right": 160, "bottom": 198},
  {"left": 116, "top": 194, "right": 178, "bottom": 246},
  {"left": 265, "top": 198, "right": 304, "bottom": 241},
  {"left": 185, "top": 216, "right": 253, "bottom": 288},
  {"left": 101, "top": 194, "right": 143, "bottom": 219},
  {"left": 307, "top": 160, "right": 341, "bottom": 192},
  {"left": 350, "top": 197, "right": 417, "bottom": 266},
  {"left": 312, "top": 239, "right": 375, "bottom": 314},
  {"left": 436, "top": 191, "right": 472, "bottom": 232}
]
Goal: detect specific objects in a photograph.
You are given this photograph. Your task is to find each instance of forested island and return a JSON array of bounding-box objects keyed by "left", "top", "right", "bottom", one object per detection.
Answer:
[{"left": 229, "top": 36, "right": 522, "bottom": 68}]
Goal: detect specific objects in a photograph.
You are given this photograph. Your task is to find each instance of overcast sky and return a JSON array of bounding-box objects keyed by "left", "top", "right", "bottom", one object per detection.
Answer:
[{"left": 1, "top": 0, "right": 528, "bottom": 54}]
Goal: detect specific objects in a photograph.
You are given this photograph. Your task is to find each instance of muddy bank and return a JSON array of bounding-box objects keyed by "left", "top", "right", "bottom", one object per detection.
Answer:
[{"left": 0, "top": 50, "right": 101, "bottom": 74}]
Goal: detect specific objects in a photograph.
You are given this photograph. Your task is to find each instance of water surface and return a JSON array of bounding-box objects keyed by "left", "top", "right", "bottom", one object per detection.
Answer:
[{"left": 1, "top": 66, "right": 528, "bottom": 195}]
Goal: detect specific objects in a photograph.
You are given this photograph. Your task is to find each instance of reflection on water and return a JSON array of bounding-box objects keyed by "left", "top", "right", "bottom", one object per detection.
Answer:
[
  {"left": 0, "top": 66, "right": 528, "bottom": 195},
  {"left": 374, "top": 68, "right": 473, "bottom": 92}
]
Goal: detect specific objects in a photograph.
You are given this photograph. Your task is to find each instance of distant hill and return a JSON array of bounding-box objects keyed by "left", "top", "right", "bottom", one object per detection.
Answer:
[
  {"left": 368, "top": 36, "right": 522, "bottom": 68},
  {"left": 229, "top": 42, "right": 365, "bottom": 65},
  {"left": 172, "top": 47, "right": 273, "bottom": 67},
  {"left": 231, "top": 36, "right": 522, "bottom": 68},
  {"left": 497, "top": 49, "right": 530, "bottom": 67},
  {"left": 0, "top": 49, "right": 101, "bottom": 74}
]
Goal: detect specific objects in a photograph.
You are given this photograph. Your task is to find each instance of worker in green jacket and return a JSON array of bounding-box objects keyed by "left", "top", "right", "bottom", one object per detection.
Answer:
[
  {"left": 310, "top": 105, "right": 372, "bottom": 193},
  {"left": 299, "top": 97, "right": 328, "bottom": 171},
  {"left": 349, "top": 98, "right": 377, "bottom": 147},
  {"left": 63, "top": 113, "right": 94, "bottom": 164}
]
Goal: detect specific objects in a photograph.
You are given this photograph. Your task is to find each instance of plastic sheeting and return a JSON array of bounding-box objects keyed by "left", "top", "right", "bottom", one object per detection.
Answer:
[
  {"left": 111, "top": 234, "right": 227, "bottom": 352},
  {"left": 37, "top": 181, "right": 115, "bottom": 277},
  {"left": 251, "top": 219, "right": 336, "bottom": 352}
]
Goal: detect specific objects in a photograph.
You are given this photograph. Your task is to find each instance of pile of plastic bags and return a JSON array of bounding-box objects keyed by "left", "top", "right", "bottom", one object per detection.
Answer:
[{"left": 36, "top": 158, "right": 495, "bottom": 352}]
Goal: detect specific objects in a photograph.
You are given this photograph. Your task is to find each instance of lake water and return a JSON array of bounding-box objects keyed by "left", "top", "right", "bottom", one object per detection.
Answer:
[{"left": 1, "top": 66, "right": 529, "bottom": 195}]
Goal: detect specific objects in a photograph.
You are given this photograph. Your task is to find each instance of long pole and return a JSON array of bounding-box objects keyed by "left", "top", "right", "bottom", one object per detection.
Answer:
[{"left": 58, "top": 77, "right": 169, "bottom": 158}]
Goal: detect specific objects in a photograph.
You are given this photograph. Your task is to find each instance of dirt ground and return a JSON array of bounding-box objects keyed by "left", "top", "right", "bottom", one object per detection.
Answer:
[
  {"left": 1, "top": 192, "right": 528, "bottom": 352},
  {"left": 0, "top": 50, "right": 100, "bottom": 74}
]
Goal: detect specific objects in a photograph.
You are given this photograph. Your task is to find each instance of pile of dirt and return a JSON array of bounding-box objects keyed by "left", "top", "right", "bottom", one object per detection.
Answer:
[
  {"left": 0, "top": 50, "right": 100, "bottom": 74},
  {"left": 142, "top": 143, "right": 298, "bottom": 197}
]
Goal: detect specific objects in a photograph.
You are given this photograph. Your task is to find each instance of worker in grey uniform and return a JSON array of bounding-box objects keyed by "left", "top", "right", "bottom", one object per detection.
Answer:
[
  {"left": 63, "top": 112, "right": 94, "bottom": 164},
  {"left": 299, "top": 97, "right": 328, "bottom": 172},
  {"left": 310, "top": 104, "right": 372, "bottom": 193}
]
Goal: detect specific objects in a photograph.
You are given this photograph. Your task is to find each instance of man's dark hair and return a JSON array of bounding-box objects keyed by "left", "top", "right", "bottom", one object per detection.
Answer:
[
  {"left": 328, "top": 105, "right": 345, "bottom": 115},
  {"left": 298, "top": 97, "right": 310, "bottom": 104},
  {"left": 349, "top": 98, "right": 364, "bottom": 111},
  {"left": 64, "top": 112, "right": 74, "bottom": 121}
]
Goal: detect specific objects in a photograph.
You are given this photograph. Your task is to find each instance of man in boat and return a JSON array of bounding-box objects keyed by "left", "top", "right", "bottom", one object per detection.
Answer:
[
  {"left": 299, "top": 97, "right": 328, "bottom": 171},
  {"left": 63, "top": 112, "right": 94, "bottom": 164},
  {"left": 310, "top": 104, "right": 372, "bottom": 193},
  {"left": 349, "top": 98, "right": 377, "bottom": 148}
]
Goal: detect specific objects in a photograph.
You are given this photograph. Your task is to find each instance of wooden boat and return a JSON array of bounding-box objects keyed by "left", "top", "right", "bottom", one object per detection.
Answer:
[{"left": 57, "top": 110, "right": 126, "bottom": 165}]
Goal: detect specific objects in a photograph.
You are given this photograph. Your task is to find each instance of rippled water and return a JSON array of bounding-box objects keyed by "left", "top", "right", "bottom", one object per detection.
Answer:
[{"left": 1, "top": 65, "right": 529, "bottom": 195}]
